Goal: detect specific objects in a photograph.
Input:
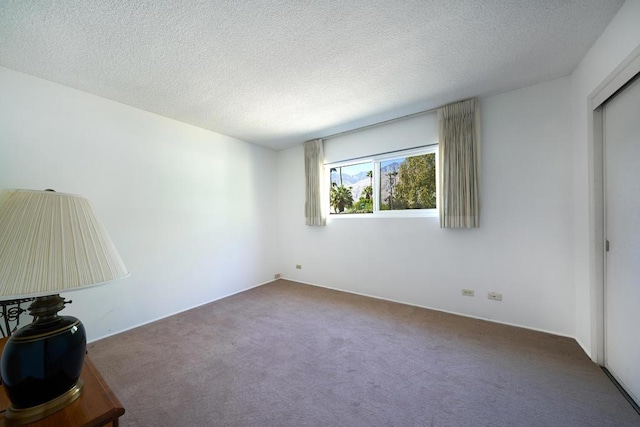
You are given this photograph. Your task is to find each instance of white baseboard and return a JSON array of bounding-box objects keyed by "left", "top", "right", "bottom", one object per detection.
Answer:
[
  {"left": 575, "top": 337, "right": 594, "bottom": 362},
  {"left": 91, "top": 276, "right": 590, "bottom": 361},
  {"left": 283, "top": 277, "right": 578, "bottom": 342},
  {"left": 87, "top": 278, "right": 276, "bottom": 343}
]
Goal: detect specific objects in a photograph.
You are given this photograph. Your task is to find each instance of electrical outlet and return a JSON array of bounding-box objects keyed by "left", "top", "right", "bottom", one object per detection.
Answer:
[
  {"left": 461, "top": 289, "right": 475, "bottom": 297},
  {"left": 296, "top": 264, "right": 302, "bottom": 270},
  {"left": 274, "top": 273, "right": 281, "bottom": 279},
  {"left": 488, "top": 292, "right": 502, "bottom": 301}
]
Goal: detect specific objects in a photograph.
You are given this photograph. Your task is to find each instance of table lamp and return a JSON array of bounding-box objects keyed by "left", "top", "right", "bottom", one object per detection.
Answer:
[{"left": 0, "top": 189, "right": 129, "bottom": 425}]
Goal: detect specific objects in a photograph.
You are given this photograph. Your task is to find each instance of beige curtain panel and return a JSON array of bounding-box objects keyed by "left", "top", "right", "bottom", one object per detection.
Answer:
[
  {"left": 438, "top": 98, "right": 481, "bottom": 228},
  {"left": 304, "top": 139, "right": 326, "bottom": 226}
]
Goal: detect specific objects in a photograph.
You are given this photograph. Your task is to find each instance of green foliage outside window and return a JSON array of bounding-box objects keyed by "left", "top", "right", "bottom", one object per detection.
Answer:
[
  {"left": 330, "top": 185, "right": 354, "bottom": 213},
  {"left": 393, "top": 153, "right": 436, "bottom": 209},
  {"left": 328, "top": 149, "right": 436, "bottom": 215}
]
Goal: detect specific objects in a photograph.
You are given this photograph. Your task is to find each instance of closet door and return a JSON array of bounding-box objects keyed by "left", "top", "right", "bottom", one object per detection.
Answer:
[{"left": 604, "top": 74, "right": 640, "bottom": 406}]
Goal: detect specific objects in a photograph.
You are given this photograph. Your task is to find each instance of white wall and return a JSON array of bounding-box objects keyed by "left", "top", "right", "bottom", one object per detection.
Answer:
[
  {"left": 571, "top": 0, "right": 640, "bottom": 356},
  {"left": 278, "top": 76, "right": 575, "bottom": 336},
  {"left": 3, "top": 0, "right": 638, "bottom": 349},
  {"left": 323, "top": 113, "right": 438, "bottom": 163},
  {"left": 0, "top": 66, "right": 279, "bottom": 341}
]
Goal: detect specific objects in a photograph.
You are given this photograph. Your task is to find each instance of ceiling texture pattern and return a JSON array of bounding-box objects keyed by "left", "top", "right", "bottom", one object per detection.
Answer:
[{"left": 0, "top": 1, "right": 624, "bottom": 150}]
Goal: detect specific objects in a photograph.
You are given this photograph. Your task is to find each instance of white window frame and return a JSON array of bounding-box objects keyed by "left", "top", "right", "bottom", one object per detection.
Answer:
[{"left": 325, "top": 145, "right": 438, "bottom": 219}]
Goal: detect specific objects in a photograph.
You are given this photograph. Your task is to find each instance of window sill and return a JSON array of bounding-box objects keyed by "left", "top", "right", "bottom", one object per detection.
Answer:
[{"left": 327, "top": 210, "right": 438, "bottom": 219}]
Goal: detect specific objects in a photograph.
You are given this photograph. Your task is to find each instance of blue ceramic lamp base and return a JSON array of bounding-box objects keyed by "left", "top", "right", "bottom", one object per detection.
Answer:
[{"left": 0, "top": 295, "right": 86, "bottom": 425}]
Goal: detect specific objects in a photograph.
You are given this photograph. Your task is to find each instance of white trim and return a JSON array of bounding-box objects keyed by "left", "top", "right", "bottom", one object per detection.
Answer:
[
  {"left": 326, "top": 146, "right": 438, "bottom": 218},
  {"left": 327, "top": 210, "right": 439, "bottom": 220},
  {"left": 592, "top": 44, "right": 640, "bottom": 107},
  {"left": 587, "top": 44, "right": 640, "bottom": 365},
  {"left": 324, "top": 145, "right": 437, "bottom": 168},
  {"left": 589, "top": 106, "right": 606, "bottom": 366},
  {"left": 90, "top": 276, "right": 583, "bottom": 356},
  {"left": 87, "top": 278, "right": 276, "bottom": 343},
  {"left": 575, "top": 337, "right": 592, "bottom": 360},
  {"left": 325, "top": 157, "right": 374, "bottom": 170},
  {"left": 287, "top": 278, "right": 578, "bottom": 342}
]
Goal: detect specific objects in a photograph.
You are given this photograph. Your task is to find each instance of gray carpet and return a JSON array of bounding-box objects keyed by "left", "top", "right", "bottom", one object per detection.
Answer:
[{"left": 88, "top": 280, "right": 640, "bottom": 426}]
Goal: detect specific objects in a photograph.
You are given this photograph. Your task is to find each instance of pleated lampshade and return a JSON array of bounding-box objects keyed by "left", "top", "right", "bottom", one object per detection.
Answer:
[
  {"left": 0, "top": 189, "right": 129, "bottom": 298},
  {"left": 0, "top": 188, "right": 129, "bottom": 424}
]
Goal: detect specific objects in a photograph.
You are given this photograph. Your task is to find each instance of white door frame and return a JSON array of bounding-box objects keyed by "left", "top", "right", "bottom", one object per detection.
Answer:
[{"left": 588, "top": 45, "right": 640, "bottom": 365}]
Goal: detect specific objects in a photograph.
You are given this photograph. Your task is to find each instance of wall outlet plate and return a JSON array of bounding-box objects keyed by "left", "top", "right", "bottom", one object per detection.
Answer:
[
  {"left": 488, "top": 292, "right": 502, "bottom": 301},
  {"left": 274, "top": 273, "right": 281, "bottom": 279},
  {"left": 461, "top": 289, "right": 475, "bottom": 297}
]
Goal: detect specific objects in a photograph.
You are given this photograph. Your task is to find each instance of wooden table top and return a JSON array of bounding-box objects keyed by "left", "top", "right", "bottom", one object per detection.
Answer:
[{"left": 0, "top": 337, "right": 125, "bottom": 427}]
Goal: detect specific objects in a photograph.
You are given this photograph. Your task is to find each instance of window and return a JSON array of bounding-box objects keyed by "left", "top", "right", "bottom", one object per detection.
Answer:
[
  {"left": 327, "top": 146, "right": 437, "bottom": 217},
  {"left": 329, "top": 162, "right": 373, "bottom": 213}
]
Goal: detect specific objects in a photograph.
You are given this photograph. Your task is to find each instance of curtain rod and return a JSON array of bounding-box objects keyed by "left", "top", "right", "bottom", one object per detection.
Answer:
[{"left": 320, "top": 106, "right": 438, "bottom": 141}]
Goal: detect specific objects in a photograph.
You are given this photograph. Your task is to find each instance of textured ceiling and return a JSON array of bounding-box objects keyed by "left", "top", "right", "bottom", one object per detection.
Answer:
[{"left": 0, "top": 1, "right": 624, "bottom": 150}]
